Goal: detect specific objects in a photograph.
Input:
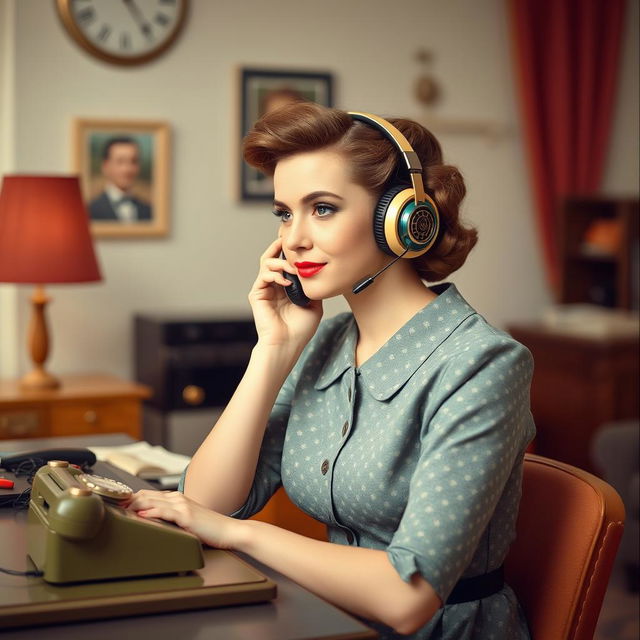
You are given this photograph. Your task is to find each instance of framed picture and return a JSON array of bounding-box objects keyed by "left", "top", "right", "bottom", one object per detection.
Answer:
[
  {"left": 72, "top": 118, "right": 170, "bottom": 237},
  {"left": 239, "top": 67, "right": 334, "bottom": 201}
]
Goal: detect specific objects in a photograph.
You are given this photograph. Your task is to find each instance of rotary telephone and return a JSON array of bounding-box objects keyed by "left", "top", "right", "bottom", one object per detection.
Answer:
[{"left": 27, "top": 460, "right": 204, "bottom": 584}]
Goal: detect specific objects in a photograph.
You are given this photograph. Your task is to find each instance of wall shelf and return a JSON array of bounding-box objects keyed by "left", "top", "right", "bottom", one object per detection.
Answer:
[{"left": 558, "top": 197, "right": 639, "bottom": 310}]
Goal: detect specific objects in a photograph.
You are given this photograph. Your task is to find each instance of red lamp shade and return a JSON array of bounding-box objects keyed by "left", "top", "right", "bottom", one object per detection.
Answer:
[{"left": 0, "top": 175, "right": 102, "bottom": 284}]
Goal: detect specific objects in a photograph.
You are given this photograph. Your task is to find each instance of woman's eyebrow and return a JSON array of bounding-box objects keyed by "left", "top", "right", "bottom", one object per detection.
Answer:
[{"left": 273, "top": 191, "right": 345, "bottom": 209}]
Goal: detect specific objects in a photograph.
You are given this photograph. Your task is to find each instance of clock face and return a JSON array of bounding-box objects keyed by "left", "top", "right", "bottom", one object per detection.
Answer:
[{"left": 57, "top": 0, "right": 188, "bottom": 65}]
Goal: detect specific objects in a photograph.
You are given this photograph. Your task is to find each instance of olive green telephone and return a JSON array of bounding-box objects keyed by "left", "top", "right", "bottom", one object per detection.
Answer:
[{"left": 27, "top": 460, "right": 204, "bottom": 584}]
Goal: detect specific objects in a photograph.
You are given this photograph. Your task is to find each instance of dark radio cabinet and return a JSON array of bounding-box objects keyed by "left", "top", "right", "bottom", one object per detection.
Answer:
[{"left": 134, "top": 314, "right": 257, "bottom": 412}]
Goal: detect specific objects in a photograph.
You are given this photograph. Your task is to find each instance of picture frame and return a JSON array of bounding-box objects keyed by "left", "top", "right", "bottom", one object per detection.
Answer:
[
  {"left": 239, "top": 67, "right": 334, "bottom": 201},
  {"left": 72, "top": 118, "right": 171, "bottom": 237}
]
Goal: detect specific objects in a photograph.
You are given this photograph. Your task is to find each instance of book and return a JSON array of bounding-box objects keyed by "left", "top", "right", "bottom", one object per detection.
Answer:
[{"left": 87, "top": 442, "right": 190, "bottom": 487}]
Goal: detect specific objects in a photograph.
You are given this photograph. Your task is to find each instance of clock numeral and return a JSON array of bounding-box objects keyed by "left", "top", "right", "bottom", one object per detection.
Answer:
[
  {"left": 154, "top": 12, "right": 170, "bottom": 27},
  {"left": 97, "top": 25, "right": 111, "bottom": 42},
  {"left": 76, "top": 7, "right": 96, "bottom": 25},
  {"left": 120, "top": 32, "right": 131, "bottom": 50},
  {"left": 141, "top": 23, "right": 154, "bottom": 40}
]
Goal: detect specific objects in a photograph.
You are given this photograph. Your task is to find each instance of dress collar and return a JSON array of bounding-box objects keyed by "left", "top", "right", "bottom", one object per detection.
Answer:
[{"left": 314, "top": 283, "right": 476, "bottom": 400}]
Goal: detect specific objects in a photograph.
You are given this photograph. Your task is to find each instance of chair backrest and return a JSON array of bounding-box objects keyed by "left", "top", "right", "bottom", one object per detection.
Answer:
[{"left": 505, "top": 453, "right": 625, "bottom": 640}]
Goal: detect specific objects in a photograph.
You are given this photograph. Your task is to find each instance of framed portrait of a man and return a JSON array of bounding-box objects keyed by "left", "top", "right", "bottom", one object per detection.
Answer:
[
  {"left": 73, "top": 118, "right": 170, "bottom": 237},
  {"left": 239, "top": 68, "right": 333, "bottom": 201}
]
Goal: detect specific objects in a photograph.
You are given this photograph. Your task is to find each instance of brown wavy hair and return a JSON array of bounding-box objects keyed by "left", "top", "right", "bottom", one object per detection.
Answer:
[{"left": 242, "top": 102, "right": 477, "bottom": 281}]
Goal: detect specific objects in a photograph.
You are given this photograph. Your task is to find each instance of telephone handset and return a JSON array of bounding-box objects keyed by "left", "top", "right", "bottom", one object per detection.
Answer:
[
  {"left": 280, "top": 251, "right": 310, "bottom": 307},
  {"left": 27, "top": 461, "right": 204, "bottom": 583}
]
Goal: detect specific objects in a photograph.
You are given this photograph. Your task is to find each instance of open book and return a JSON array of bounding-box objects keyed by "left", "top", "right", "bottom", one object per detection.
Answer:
[{"left": 87, "top": 441, "right": 190, "bottom": 488}]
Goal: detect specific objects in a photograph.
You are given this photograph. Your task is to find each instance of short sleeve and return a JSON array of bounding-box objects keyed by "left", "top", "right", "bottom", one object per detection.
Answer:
[{"left": 386, "top": 336, "right": 535, "bottom": 602}]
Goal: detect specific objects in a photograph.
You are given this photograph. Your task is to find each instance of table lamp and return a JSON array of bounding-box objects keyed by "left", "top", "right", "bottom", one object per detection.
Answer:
[{"left": 0, "top": 175, "right": 102, "bottom": 390}]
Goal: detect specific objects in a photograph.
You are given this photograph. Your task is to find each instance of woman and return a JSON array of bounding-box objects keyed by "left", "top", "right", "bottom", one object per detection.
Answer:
[{"left": 127, "top": 102, "right": 535, "bottom": 639}]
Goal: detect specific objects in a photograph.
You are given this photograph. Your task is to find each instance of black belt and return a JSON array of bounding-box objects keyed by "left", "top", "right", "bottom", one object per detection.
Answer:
[{"left": 446, "top": 565, "right": 505, "bottom": 605}]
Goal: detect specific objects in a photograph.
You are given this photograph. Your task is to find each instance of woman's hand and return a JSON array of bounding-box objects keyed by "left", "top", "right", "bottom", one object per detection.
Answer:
[
  {"left": 248, "top": 238, "right": 323, "bottom": 349},
  {"left": 125, "top": 490, "right": 242, "bottom": 550}
]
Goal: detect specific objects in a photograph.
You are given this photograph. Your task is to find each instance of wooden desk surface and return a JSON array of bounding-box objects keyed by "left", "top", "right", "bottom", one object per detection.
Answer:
[
  {"left": 0, "top": 374, "right": 151, "bottom": 406},
  {"left": 0, "top": 434, "right": 377, "bottom": 640}
]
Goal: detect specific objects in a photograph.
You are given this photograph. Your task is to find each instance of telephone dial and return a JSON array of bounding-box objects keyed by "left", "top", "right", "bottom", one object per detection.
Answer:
[{"left": 27, "top": 460, "right": 204, "bottom": 584}]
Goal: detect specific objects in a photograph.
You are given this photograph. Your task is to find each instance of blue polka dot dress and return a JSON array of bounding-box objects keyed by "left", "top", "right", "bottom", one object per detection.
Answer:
[{"left": 182, "top": 283, "right": 536, "bottom": 639}]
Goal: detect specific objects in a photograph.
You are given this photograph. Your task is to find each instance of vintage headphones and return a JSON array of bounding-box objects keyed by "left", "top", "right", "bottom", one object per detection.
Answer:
[{"left": 348, "top": 112, "right": 440, "bottom": 259}]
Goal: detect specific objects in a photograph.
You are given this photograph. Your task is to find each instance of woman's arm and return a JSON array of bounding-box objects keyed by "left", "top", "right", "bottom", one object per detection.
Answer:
[
  {"left": 238, "top": 519, "right": 441, "bottom": 635},
  {"left": 183, "top": 237, "right": 323, "bottom": 514},
  {"left": 126, "top": 491, "right": 441, "bottom": 635},
  {"left": 183, "top": 343, "right": 299, "bottom": 514}
]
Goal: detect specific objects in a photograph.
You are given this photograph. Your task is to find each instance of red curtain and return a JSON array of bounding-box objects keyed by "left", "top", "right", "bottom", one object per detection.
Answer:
[{"left": 508, "top": 0, "right": 626, "bottom": 292}]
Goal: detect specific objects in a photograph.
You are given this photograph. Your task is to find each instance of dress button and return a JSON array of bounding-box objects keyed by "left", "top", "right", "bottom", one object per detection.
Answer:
[
  {"left": 321, "top": 459, "right": 329, "bottom": 475},
  {"left": 346, "top": 531, "right": 354, "bottom": 544},
  {"left": 342, "top": 421, "right": 348, "bottom": 436}
]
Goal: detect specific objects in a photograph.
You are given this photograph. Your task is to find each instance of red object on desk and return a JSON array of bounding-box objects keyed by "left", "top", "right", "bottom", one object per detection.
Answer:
[{"left": 0, "top": 478, "right": 15, "bottom": 489}]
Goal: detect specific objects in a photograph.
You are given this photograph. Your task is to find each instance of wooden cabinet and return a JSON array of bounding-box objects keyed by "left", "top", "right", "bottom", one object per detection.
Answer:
[
  {"left": 0, "top": 374, "right": 151, "bottom": 440},
  {"left": 508, "top": 323, "right": 639, "bottom": 473},
  {"left": 559, "top": 197, "right": 639, "bottom": 309}
]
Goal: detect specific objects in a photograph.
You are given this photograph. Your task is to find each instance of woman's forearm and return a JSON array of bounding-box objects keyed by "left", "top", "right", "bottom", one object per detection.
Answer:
[
  {"left": 183, "top": 343, "right": 301, "bottom": 514},
  {"left": 235, "top": 520, "right": 441, "bottom": 635}
]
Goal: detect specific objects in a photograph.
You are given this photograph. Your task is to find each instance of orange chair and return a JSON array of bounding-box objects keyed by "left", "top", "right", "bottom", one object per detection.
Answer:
[
  {"left": 506, "top": 453, "right": 625, "bottom": 640},
  {"left": 252, "top": 454, "right": 625, "bottom": 640}
]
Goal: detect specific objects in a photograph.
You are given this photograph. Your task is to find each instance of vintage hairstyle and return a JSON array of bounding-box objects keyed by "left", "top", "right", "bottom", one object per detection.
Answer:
[{"left": 242, "top": 102, "right": 477, "bottom": 282}]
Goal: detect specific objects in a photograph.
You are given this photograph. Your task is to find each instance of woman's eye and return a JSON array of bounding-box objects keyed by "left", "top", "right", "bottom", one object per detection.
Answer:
[
  {"left": 315, "top": 204, "right": 336, "bottom": 217},
  {"left": 272, "top": 209, "right": 292, "bottom": 222}
]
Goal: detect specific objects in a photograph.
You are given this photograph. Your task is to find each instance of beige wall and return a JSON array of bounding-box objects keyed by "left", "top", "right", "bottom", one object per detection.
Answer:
[
  {"left": 1, "top": 0, "right": 637, "bottom": 380},
  {"left": 0, "top": 0, "right": 18, "bottom": 376}
]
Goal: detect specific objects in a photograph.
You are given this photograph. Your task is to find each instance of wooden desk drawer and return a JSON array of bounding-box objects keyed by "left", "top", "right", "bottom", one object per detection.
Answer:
[
  {"left": 50, "top": 400, "right": 140, "bottom": 437},
  {"left": 0, "top": 410, "right": 45, "bottom": 439}
]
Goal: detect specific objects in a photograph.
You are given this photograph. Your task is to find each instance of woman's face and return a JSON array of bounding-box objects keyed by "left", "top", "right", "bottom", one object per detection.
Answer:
[{"left": 273, "top": 149, "right": 386, "bottom": 300}]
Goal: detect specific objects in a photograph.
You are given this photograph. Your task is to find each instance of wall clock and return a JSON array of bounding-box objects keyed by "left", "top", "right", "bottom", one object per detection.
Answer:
[{"left": 56, "top": 0, "right": 189, "bottom": 66}]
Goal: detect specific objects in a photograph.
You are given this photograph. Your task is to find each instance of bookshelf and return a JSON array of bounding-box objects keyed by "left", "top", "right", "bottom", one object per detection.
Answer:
[{"left": 558, "top": 197, "right": 639, "bottom": 309}]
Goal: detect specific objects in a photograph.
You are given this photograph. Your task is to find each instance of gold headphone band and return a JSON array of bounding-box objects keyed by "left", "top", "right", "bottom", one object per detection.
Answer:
[{"left": 348, "top": 111, "right": 427, "bottom": 203}]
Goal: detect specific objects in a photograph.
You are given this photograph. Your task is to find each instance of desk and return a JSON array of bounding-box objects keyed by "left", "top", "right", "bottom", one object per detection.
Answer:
[
  {"left": 0, "top": 374, "right": 151, "bottom": 440},
  {"left": 0, "top": 434, "right": 376, "bottom": 639}
]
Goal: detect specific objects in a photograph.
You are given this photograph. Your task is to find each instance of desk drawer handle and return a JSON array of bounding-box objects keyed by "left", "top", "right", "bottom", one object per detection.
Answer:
[
  {"left": 83, "top": 410, "right": 98, "bottom": 424},
  {"left": 183, "top": 385, "right": 205, "bottom": 405}
]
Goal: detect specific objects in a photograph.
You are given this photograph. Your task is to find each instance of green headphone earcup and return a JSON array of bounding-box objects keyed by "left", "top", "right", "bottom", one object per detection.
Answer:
[{"left": 373, "top": 184, "right": 410, "bottom": 257}]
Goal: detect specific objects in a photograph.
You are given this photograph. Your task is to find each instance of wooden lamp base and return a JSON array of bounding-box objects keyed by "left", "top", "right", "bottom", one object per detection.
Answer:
[{"left": 20, "top": 285, "right": 60, "bottom": 391}]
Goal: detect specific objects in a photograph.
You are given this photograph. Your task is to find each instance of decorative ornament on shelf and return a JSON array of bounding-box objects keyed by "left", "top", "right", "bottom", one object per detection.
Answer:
[
  {"left": 413, "top": 49, "right": 441, "bottom": 108},
  {"left": 413, "top": 48, "right": 509, "bottom": 142}
]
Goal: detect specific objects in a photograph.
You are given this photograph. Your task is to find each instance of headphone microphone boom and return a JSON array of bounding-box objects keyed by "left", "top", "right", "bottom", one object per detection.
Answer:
[{"left": 352, "top": 248, "right": 409, "bottom": 294}]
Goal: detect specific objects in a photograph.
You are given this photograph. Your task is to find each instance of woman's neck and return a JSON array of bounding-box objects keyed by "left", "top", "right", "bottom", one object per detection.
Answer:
[{"left": 344, "top": 261, "right": 438, "bottom": 367}]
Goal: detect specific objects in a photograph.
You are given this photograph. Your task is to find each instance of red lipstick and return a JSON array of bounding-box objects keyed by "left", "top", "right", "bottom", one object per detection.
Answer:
[{"left": 295, "top": 262, "right": 327, "bottom": 278}]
